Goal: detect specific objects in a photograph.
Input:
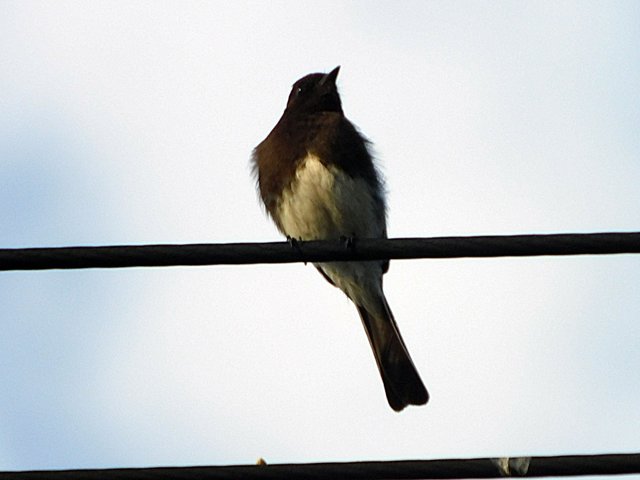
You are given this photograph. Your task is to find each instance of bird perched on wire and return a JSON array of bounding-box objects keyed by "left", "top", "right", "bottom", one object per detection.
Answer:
[{"left": 252, "top": 66, "right": 428, "bottom": 411}]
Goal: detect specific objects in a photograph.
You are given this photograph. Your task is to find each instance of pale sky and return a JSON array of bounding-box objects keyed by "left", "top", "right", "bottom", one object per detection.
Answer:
[{"left": 1, "top": 0, "right": 639, "bottom": 473}]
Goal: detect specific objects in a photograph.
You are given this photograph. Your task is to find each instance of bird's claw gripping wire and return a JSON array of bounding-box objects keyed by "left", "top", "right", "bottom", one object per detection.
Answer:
[
  {"left": 340, "top": 235, "right": 356, "bottom": 251},
  {"left": 286, "top": 235, "right": 307, "bottom": 265}
]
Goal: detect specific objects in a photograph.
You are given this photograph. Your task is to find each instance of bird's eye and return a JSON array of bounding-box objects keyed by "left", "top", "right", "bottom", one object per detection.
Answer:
[{"left": 295, "top": 86, "right": 303, "bottom": 97}]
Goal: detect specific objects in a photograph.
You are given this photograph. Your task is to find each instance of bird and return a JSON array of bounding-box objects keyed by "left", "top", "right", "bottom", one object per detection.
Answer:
[{"left": 251, "top": 66, "right": 428, "bottom": 411}]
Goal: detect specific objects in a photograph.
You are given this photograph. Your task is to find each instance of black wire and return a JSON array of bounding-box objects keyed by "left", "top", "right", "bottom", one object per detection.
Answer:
[
  {"left": 1, "top": 453, "right": 638, "bottom": 479},
  {"left": 0, "top": 232, "right": 639, "bottom": 271}
]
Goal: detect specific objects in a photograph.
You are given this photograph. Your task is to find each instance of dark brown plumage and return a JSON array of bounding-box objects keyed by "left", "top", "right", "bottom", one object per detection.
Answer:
[{"left": 252, "top": 66, "right": 428, "bottom": 411}]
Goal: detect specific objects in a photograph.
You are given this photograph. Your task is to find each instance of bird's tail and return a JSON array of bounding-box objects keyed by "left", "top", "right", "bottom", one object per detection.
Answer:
[{"left": 356, "top": 296, "right": 429, "bottom": 411}]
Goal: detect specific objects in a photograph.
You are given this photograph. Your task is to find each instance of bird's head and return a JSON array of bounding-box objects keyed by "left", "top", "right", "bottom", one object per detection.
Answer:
[{"left": 285, "top": 66, "right": 342, "bottom": 114}]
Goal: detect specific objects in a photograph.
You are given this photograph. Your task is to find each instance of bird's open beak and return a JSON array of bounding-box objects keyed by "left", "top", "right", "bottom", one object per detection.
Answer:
[{"left": 321, "top": 66, "right": 340, "bottom": 86}]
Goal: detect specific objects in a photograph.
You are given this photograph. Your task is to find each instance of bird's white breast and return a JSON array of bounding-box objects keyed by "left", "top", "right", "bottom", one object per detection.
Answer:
[{"left": 276, "top": 154, "right": 384, "bottom": 241}]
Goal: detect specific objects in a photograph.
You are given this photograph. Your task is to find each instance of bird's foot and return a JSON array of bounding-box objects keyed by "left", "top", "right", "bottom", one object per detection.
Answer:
[
  {"left": 339, "top": 234, "right": 356, "bottom": 251},
  {"left": 286, "top": 235, "right": 306, "bottom": 265}
]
